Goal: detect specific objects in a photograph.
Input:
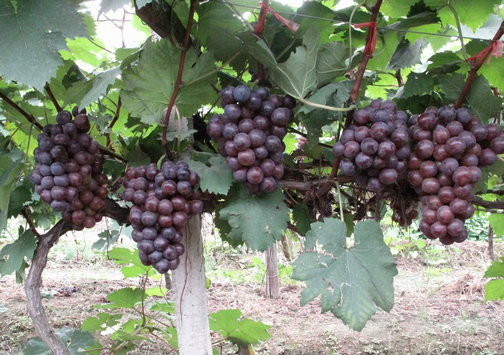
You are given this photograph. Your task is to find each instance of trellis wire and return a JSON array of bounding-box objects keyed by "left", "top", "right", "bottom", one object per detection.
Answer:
[{"left": 218, "top": 0, "right": 500, "bottom": 43}]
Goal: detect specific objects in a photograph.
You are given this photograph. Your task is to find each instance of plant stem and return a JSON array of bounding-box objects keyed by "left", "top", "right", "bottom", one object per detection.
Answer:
[
  {"left": 0, "top": 92, "right": 44, "bottom": 131},
  {"left": 21, "top": 207, "right": 41, "bottom": 238},
  {"left": 454, "top": 20, "right": 504, "bottom": 109},
  {"left": 347, "top": 0, "right": 383, "bottom": 115},
  {"left": 106, "top": 96, "right": 122, "bottom": 147},
  {"left": 299, "top": 97, "right": 356, "bottom": 112},
  {"left": 445, "top": 2, "right": 468, "bottom": 61},
  {"left": 44, "top": 84, "right": 62, "bottom": 112},
  {"left": 162, "top": 0, "right": 198, "bottom": 148}
]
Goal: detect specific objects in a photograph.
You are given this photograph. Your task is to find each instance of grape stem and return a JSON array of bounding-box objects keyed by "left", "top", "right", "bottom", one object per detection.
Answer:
[
  {"left": 347, "top": 0, "right": 383, "bottom": 119},
  {"left": 106, "top": 96, "right": 122, "bottom": 147},
  {"left": 161, "top": 0, "right": 198, "bottom": 149},
  {"left": 299, "top": 97, "right": 357, "bottom": 112},
  {"left": 454, "top": 20, "right": 504, "bottom": 109},
  {"left": 445, "top": 2, "right": 468, "bottom": 61},
  {"left": 21, "top": 207, "right": 41, "bottom": 238},
  {"left": 0, "top": 91, "right": 44, "bottom": 131},
  {"left": 44, "top": 84, "right": 62, "bottom": 113}
]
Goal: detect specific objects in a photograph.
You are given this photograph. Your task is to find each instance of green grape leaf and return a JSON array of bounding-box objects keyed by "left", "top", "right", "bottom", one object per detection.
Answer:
[
  {"left": 209, "top": 309, "right": 271, "bottom": 347},
  {"left": 381, "top": 0, "right": 419, "bottom": 18},
  {"left": 465, "top": 75, "right": 503, "bottom": 121},
  {"left": 438, "top": 73, "right": 465, "bottom": 102},
  {"left": 316, "top": 42, "right": 349, "bottom": 85},
  {"left": 488, "top": 214, "right": 504, "bottom": 238},
  {"left": 197, "top": 1, "right": 249, "bottom": 68},
  {"left": 425, "top": 0, "right": 501, "bottom": 31},
  {"left": 387, "top": 38, "right": 428, "bottom": 70},
  {"left": 108, "top": 247, "right": 153, "bottom": 279},
  {"left": 218, "top": 185, "right": 289, "bottom": 251},
  {"left": 81, "top": 313, "right": 122, "bottom": 333},
  {"left": 24, "top": 327, "right": 96, "bottom": 355},
  {"left": 402, "top": 72, "right": 434, "bottom": 98},
  {"left": 292, "top": 219, "right": 398, "bottom": 331},
  {"left": 95, "top": 287, "right": 144, "bottom": 309},
  {"left": 0, "top": 228, "right": 37, "bottom": 277},
  {"left": 484, "top": 257, "right": 504, "bottom": 301},
  {"left": 188, "top": 156, "right": 233, "bottom": 195},
  {"left": 480, "top": 56, "right": 504, "bottom": 93},
  {"left": 292, "top": 203, "right": 312, "bottom": 236},
  {"left": 248, "top": 25, "right": 320, "bottom": 99},
  {"left": 0, "top": 0, "right": 87, "bottom": 90},
  {"left": 121, "top": 38, "right": 218, "bottom": 125},
  {"left": 427, "top": 52, "right": 463, "bottom": 75},
  {"left": 65, "top": 67, "right": 121, "bottom": 109},
  {"left": 0, "top": 150, "right": 26, "bottom": 232}
]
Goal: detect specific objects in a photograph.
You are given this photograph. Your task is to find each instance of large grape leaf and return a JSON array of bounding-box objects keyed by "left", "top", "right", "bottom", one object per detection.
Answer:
[
  {"left": 197, "top": 1, "right": 250, "bottom": 70},
  {"left": 0, "top": 228, "right": 37, "bottom": 277},
  {"left": 248, "top": 25, "right": 319, "bottom": 99},
  {"left": 64, "top": 66, "right": 121, "bottom": 109},
  {"left": 0, "top": 148, "right": 26, "bottom": 233},
  {"left": 24, "top": 327, "right": 96, "bottom": 355},
  {"left": 291, "top": 219, "right": 398, "bottom": 331},
  {"left": 218, "top": 185, "right": 289, "bottom": 251},
  {"left": 465, "top": 75, "right": 502, "bottom": 122},
  {"left": 484, "top": 256, "right": 504, "bottom": 301},
  {"left": 316, "top": 42, "right": 349, "bottom": 85},
  {"left": 95, "top": 287, "right": 144, "bottom": 310},
  {"left": 188, "top": 155, "right": 234, "bottom": 195},
  {"left": 209, "top": 309, "right": 271, "bottom": 348},
  {"left": 402, "top": 72, "right": 434, "bottom": 98},
  {"left": 121, "top": 38, "right": 218, "bottom": 124},
  {"left": 425, "top": 0, "right": 501, "bottom": 31},
  {"left": 0, "top": 0, "right": 87, "bottom": 90}
]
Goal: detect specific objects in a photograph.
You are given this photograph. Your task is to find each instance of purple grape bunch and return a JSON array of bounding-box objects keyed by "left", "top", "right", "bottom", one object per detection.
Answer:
[
  {"left": 332, "top": 99, "right": 411, "bottom": 193},
  {"left": 333, "top": 100, "right": 504, "bottom": 245},
  {"left": 122, "top": 161, "right": 203, "bottom": 273},
  {"left": 30, "top": 110, "right": 108, "bottom": 230},
  {"left": 207, "top": 85, "right": 295, "bottom": 195},
  {"left": 407, "top": 106, "right": 504, "bottom": 245}
]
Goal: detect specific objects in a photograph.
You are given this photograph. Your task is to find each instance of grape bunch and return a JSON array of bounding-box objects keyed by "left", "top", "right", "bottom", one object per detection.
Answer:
[
  {"left": 122, "top": 161, "right": 203, "bottom": 274},
  {"left": 332, "top": 99, "right": 411, "bottom": 193},
  {"left": 407, "top": 106, "right": 504, "bottom": 245},
  {"left": 206, "top": 85, "right": 295, "bottom": 195},
  {"left": 30, "top": 110, "right": 108, "bottom": 230}
]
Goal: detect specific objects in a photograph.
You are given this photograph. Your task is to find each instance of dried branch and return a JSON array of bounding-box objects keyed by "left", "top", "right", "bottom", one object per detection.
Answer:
[
  {"left": 347, "top": 0, "right": 383, "bottom": 117},
  {"left": 161, "top": 0, "right": 198, "bottom": 148},
  {"left": 44, "top": 84, "right": 62, "bottom": 112},
  {"left": 106, "top": 97, "right": 122, "bottom": 147},
  {"left": 454, "top": 20, "right": 504, "bottom": 109},
  {"left": 0, "top": 92, "right": 44, "bottom": 131}
]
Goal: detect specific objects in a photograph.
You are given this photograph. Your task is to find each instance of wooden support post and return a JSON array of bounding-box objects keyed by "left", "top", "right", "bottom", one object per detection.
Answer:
[
  {"left": 172, "top": 215, "right": 212, "bottom": 355},
  {"left": 265, "top": 243, "right": 280, "bottom": 299}
]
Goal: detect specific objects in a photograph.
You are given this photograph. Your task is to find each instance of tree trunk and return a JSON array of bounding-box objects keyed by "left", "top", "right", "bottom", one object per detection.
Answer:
[
  {"left": 172, "top": 215, "right": 212, "bottom": 355},
  {"left": 25, "top": 221, "right": 71, "bottom": 355},
  {"left": 265, "top": 244, "right": 280, "bottom": 299}
]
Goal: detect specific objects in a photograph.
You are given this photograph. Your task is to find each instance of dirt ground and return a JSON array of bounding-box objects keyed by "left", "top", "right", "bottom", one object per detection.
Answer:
[{"left": 0, "top": 235, "right": 503, "bottom": 355}]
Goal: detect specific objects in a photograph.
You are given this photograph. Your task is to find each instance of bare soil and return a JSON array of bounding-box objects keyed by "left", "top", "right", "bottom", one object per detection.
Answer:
[{"left": 1, "top": 237, "right": 503, "bottom": 355}]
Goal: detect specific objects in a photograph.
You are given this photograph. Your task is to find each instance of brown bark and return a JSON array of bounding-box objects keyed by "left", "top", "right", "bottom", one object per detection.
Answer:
[{"left": 25, "top": 220, "right": 72, "bottom": 355}]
